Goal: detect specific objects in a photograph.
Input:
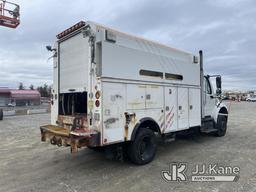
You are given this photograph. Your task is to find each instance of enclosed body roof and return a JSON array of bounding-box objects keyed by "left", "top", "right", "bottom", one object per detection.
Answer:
[{"left": 57, "top": 21, "right": 200, "bottom": 89}]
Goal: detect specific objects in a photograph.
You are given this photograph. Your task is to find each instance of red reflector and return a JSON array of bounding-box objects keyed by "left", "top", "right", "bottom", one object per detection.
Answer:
[{"left": 95, "top": 100, "right": 100, "bottom": 107}]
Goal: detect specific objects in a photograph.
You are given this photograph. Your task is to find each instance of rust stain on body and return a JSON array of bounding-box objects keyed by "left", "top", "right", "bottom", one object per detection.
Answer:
[{"left": 124, "top": 112, "right": 136, "bottom": 141}]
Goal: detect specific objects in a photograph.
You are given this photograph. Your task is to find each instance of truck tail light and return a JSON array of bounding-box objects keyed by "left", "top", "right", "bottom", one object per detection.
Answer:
[{"left": 95, "top": 100, "right": 100, "bottom": 107}]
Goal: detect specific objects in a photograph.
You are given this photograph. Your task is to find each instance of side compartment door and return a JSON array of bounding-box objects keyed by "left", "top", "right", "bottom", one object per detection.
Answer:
[
  {"left": 146, "top": 85, "right": 164, "bottom": 131},
  {"left": 145, "top": 85, "right": 163, "bottom": 109},
  {"left": 126, "top": 84, "right": 146, "bottom": 110},
  {"left": 177, "top": 87, "right": 189, "bottom": 130},
  {"left": 102, "top": 83, "right": 126, "bottom": 144},
  {"left": 189, "top": 88, "right": 201, "bottom": 127},
  {"left": 164, "top": 87, "right": 178, "bottom": 133}
]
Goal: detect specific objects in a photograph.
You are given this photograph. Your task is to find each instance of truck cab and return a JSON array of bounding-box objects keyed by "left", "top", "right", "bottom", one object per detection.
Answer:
[{"left": 202, "top": 74, "right": 228, "bottom": 136}]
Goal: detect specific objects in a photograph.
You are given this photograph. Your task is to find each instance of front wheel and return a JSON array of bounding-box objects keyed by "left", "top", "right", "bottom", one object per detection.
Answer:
[
  {"left": 215, "top": 115, "right": 227, "bottom": 137},
  {"left": 127, "top": 128, "right": 157, "bottom": 165},
  {"left": 87, "top": 146, "right": 105, "bottom": 152},
  {"left": 0, "top": 109, "right": 3, "bottom": 121}
]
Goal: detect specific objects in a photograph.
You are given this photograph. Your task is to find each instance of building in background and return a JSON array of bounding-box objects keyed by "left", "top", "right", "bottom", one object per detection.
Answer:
[
  {"left": 0, "top": 87, "right": 10, "bottom": 106},
  {"left": 0, "top": 88, "right": 41, "bottom": 106},
  {"left": 223, "top": 90, "right": 256, "bottom": 101}
]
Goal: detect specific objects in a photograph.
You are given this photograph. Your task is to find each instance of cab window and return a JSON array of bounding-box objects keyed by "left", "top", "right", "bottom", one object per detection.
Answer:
[{"left": 204, "top": 77, "right": 212, "bottom": 94}]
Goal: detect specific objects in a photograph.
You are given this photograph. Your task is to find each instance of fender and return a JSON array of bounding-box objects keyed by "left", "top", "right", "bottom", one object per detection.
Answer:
[
  {"left": 130, "top": 117, "right": 161, "bottom": 141},
  {"left": 211, "top": 102, "right": 228, "bottom": 123}
]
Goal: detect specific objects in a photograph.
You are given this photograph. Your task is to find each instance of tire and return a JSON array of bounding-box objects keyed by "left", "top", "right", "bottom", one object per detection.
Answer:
[
  {"left": 0, "top": 109, "right": 3, "bottom": 121},
  {"left": 127, "top": 128, "right": 157, "bottom": 165},
  {"left": 87, "top": 146, "right": 105, "bottom": 152},
  {"left": 215, "top": 115, "right": 227, "bottom": 137}
]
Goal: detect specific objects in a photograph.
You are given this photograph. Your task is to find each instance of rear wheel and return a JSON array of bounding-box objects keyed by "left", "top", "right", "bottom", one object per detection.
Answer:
[
  {"left": 215, "top": 115, "right": 227, "bottom": 137},
  {"left": 127, "top": 128, "right": 157, "bottom": 165}
]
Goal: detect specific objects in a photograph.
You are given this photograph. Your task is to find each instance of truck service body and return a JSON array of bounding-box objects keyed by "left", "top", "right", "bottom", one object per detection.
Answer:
[{"left": 40, "top": 21, "right": 228, "bottom": 164}]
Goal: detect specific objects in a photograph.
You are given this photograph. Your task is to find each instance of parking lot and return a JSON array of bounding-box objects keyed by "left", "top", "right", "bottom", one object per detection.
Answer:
[{"left": 0, "top": 101, "right": 255, "bottom": 192}]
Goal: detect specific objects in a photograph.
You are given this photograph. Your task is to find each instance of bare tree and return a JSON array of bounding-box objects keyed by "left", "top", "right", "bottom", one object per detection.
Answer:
[
  {"left": 29, "top": 84, "right": 34, "bottom": 90},
  {"left": 18, "top": 82, "right": 25, "bottom": 90},
  {"left": 37, "top": 84, "right": 51, "bottom": 97}
]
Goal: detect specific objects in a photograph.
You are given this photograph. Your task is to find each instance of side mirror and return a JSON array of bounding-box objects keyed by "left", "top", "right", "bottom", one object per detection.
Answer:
[
  {"left": 46, "top": 45, "right": 52, "bottom": 51},
  {"left": 216, "top": 76, "right": 222, "bottom": 95},
  {"left": 46, "top": 45, "right": 56, "bottom": 52}
]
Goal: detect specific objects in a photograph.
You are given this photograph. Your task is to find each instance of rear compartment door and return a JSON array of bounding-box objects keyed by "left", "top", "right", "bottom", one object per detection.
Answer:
[
  {"left": 102, "top": 82, "right": 126, "bottom": 144},
  {"left": 59, "top": 33, "right": 89, "bottom": 93}
]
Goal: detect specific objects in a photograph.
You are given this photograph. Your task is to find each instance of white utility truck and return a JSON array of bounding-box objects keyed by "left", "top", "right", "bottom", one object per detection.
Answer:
[{"left": 41, "top": 21, "right": 228, "bottom": 165}]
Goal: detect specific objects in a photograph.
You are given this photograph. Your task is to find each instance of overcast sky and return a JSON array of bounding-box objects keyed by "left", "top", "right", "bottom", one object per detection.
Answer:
[{"left": 0, "top": 0, "right": 255, "bottom": 90}]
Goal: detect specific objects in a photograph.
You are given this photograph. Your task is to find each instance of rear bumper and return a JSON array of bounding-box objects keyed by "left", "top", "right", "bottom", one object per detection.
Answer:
[{"left": 40, "top": 125, "right": 100, "bottom": 153}]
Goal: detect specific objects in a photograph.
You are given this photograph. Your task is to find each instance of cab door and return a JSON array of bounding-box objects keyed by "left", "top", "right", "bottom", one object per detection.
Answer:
[{"left": 203, "top": 77, "right": 215, "bottom": 117}]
